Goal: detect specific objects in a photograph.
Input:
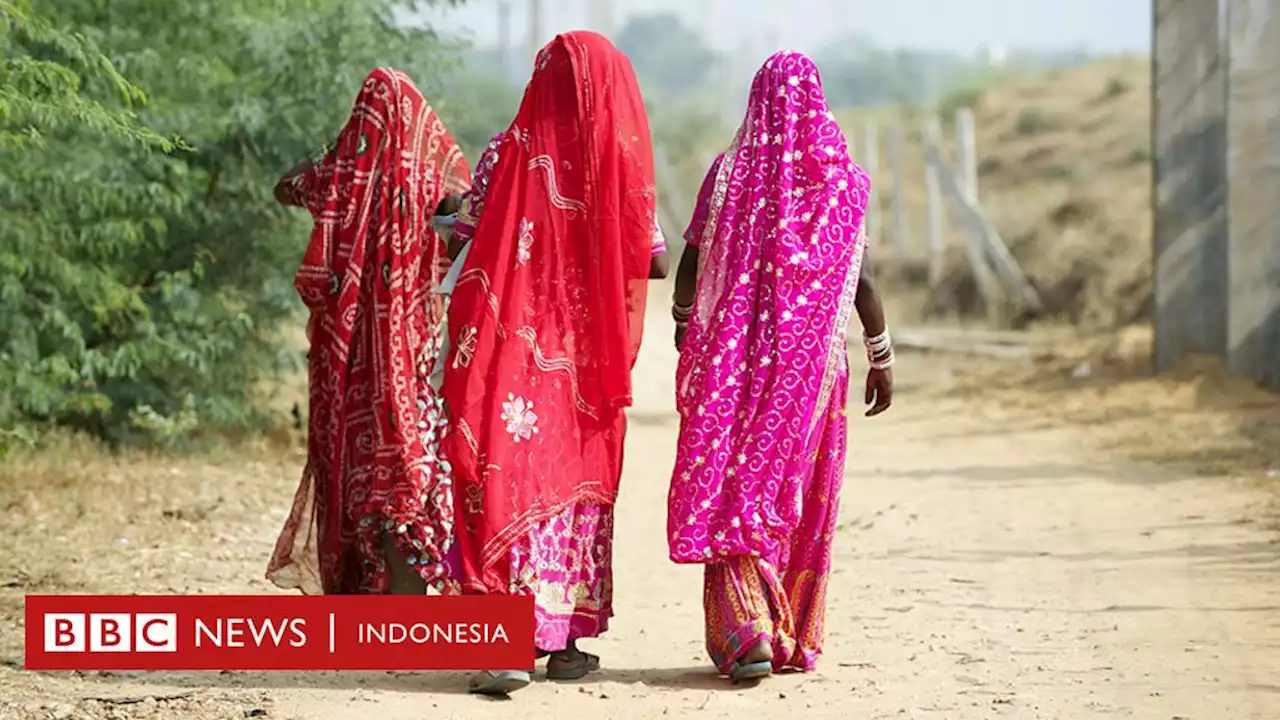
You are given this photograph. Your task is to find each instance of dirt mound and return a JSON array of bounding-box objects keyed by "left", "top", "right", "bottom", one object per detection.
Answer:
[
  {"left": 839, "top": 58, "right": 1152, "bottom": 329},
  {"left": 972, "top": 58, "right": 1151, "bottom": 328}
]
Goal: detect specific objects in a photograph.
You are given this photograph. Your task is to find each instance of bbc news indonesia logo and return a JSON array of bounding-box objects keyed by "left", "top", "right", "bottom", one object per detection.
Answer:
[
  {"left": 25, "top": 595, "right": 534, "bottom": 671},
  {"left": 45, "top": 612, "right": 178, "bottom": 653}
]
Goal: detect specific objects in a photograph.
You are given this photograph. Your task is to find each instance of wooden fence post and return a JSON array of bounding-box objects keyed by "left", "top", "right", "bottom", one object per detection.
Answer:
[
  {"left": 954, "top": 107, "right": 979, "bottom": 204},
  {"left": 922, "top": 116, "right": 1012, "bottom": 321},
  {"left": 860, "top": 119, "right": 880, "bottom": 248},
  {"left": 923, "top": 116, "right": 945, "bottom": 292},
  {"left": 928, "top": 144, "right": 1041, "bottom": 317},
  {"left": 887, "top": 123, "right": 910, "bottom": 252}
]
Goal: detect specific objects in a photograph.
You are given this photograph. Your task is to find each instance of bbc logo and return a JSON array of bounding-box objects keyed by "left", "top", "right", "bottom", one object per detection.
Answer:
[{"left": 44, "top": 613, "right": 178, "bottom": 653}]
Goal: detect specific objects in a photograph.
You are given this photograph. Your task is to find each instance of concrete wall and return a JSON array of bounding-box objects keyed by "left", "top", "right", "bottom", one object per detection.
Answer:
[
  {"left": 1153, "top": 0, "right": 1280, "bottom": 389},
  {"left": 1152, "top": 0, "right": 1230, "bottom": 373},
  {"left": 1225, "top": 0, "right": 1280, "bottom": 388}
]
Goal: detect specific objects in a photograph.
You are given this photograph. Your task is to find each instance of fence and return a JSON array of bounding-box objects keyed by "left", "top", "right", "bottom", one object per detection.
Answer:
[
  {"left": 1154, "top": 0, "right": 1280, "bottom": 389},
  {"left": 654, "top": 106, "right": 1044, "bottom": 326},
  {"left": 848, "top": 109, "right": 1042, "bottom": 327}
]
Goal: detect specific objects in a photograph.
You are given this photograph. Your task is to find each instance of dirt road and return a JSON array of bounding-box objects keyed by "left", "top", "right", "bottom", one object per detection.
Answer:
[{"left": 2, "top": 308, "right": 1279, "bottom": 719}]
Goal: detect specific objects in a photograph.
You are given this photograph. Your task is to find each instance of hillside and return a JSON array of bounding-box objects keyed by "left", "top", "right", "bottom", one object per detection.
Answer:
[{"left": 837, "top": 57, "right": 1152, "bottom": 328}]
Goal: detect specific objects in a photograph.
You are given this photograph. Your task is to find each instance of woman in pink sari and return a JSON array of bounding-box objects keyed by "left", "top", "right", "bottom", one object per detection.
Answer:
[{"left": 666, "top": 51, "right": 895, "bottom": 683}]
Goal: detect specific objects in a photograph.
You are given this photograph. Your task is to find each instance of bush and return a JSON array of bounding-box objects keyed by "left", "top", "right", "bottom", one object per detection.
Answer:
[
  {"left": 1013, "top": 107, "right": 1061, "bottom": 137},
  {"left": 1104, "top": 76, "right": 1131, "bottom": 99},
  {"left": 1, "top": 0, "right": 471, "bottom": 447},
  {"left": 938, "top": 86, "right": 984, "bottom": 119},
  {"left": 1126, "top": 145, "right": 1152, "bottom": 164}
]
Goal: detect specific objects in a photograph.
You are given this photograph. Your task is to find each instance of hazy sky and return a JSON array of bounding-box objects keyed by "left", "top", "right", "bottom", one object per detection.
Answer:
[{"left": 420, "top": 0, "right": 1152, "bottom": 56}]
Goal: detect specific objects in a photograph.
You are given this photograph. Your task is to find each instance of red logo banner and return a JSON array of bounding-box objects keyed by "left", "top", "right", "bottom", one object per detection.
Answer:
[{"left": 24, "top": 595, "right": 534, "bottom": 671}]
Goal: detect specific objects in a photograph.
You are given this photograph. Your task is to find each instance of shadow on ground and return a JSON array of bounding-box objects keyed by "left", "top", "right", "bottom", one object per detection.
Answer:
[{"left": 40, "top": 665, "right": 734, "bottom": 697}]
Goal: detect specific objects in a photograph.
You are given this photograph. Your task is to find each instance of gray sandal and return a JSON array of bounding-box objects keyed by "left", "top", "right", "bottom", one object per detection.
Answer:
[
  {"left": 729, "top": 660, "right": 772, "bottom": 683},
  {"left": 468, "top": 670, "right": 532, "bottom": 695},
  {"left": 545, "top": 651, "right": 600, "bottom": 681}
]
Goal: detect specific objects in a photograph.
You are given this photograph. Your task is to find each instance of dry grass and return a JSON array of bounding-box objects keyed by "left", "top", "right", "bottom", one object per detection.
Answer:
[
  {"left": 839, "top": 57, "right": 1152, "bottom": 329},
  {"left": 0, "top": 436, "right": 304, "bottom": 671},
  {"left": 942, "top": 324, "right": 1280, "bottom": 482}
]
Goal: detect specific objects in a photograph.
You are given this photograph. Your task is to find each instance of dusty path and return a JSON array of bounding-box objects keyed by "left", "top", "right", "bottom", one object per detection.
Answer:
[{"left": 2, "top": 306, "right": 1279, "bottom": 719}]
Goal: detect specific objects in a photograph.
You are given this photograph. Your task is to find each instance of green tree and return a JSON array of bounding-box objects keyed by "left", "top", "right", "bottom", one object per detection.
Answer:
[
  {"left": 615, "top": 13, "right": 719, "bottom": 104},
  {"left": 0, "top": 0, "right": 176, "bottom": 452},
  {"left": 0, "top": 0, "right": 169, "bottom": 150},
  {"left": 1, "top": 0, "right": 469, "bottom": 447},
  {"left": 436, "top": 45, "right": 522, "bottom": 160},
  {"left": 813, "top": 36, "right": 970, "bottom": 109}
]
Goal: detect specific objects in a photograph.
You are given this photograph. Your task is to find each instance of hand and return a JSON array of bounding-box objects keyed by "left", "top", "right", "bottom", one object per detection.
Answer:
[
  {"left": 674, "top": 322, "right": 688, "bottom": 350},
  {"left": 864, "top": 367, "right": 893, "bottom": 417}
]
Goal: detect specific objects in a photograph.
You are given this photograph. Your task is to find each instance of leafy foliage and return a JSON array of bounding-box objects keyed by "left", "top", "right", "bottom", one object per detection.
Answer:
[
  {"left": 615, "top": 13, "right": 719, "bottom": 105},
  {"left": 0, "top": 0, "right": 469, "bottom": 447},
  {"left": 435, "top": 46, "right": 521, "bottom": 160},
  {"left": 0, "top": 0, "right": 171, "bottom": 150}
]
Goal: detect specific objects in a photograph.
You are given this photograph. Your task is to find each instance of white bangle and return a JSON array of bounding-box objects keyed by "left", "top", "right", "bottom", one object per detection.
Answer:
[
  {"left": 864, "top": 328, "right": 892, "bottom": 368},
  {"left": 863, "top": 329, "right": 891, "bottom": 355}
]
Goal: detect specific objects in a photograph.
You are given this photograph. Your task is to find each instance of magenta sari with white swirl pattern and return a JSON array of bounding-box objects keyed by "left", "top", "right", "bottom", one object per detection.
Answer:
[{"left": 667, "top": 51, "right": 870, "bottom": 673}]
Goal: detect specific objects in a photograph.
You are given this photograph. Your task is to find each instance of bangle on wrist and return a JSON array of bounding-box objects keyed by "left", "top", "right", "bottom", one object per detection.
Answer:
[
  {"left": 864, "top": 327, "right": 894, "bottom": 370},
  {"left": 863, "top": 329, "right": 891, "bottom": 357}
]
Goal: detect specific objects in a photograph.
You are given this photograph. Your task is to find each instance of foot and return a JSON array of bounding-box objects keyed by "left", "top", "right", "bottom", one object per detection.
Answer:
[
  {"left": 468, "top": 669, "right": 532, "bottom": 695},
  {"left": 729, "top": 640, "right": 772, "bottom": 683},
  {"left": 545, "top": 641, "right": 601, "bottom": 681},
  {"left": 742, "top": 639, "right": 771, "bottom": 664}
]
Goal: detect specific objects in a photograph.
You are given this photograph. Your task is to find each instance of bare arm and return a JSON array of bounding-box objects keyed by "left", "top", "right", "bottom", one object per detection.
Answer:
[
  {"left": 672, "top": 242, "right": 699, "bottom": 348},
  {"left": 673, "top": 242, "right": 698, "bottom": 307},
  {"left": 432, "top": 194, "right": 467, "bottom": 260},
  {"left": 853, "top": 247, "right": 893, "bottom": 416},
  {"left": 649, "top": 251, "right": 670, "bottom": 279},
  {"left": 274, "top": 156, "right": 315, "bottom": 207},
  {"left": 435, "top": 194, "right": 461, "bottom": 217},
  {"left": 649, "top": 218, "right": 671, "bottom": 279},
  {"left": 853, "top": 252, "right": 886, "bottom": 338},
  {"left": 275, "top": 138, "right": 339, "bottom": 208}
]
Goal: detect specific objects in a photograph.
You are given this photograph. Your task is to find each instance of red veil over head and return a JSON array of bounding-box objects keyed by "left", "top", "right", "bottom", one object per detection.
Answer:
[
  {"left": 443, "top": 32, "right": 655, "bottom": 593},
  {"left": 268, "top": 68, "right": 471, "bottom": 595}
]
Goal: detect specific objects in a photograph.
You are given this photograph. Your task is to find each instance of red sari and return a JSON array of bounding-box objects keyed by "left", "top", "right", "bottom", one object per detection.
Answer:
[
  {"left": 267, "top": 68, "right": 471, "bottom": 595},
  {"left": 443, "top": 32, "right": 655, "bottom": 597}
]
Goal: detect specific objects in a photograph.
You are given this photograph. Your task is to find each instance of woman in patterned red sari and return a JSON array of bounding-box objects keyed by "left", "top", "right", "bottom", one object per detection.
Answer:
[
  {"left": 266, "top": 68, "right": 471, "bottom": 596},
  {"left": 443, "top": 31, "right": 663, "bottom": 694}
]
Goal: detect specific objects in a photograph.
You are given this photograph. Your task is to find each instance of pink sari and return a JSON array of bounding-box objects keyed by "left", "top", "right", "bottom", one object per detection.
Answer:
[{"left": 666, "top": 51, "right": 870, "bottom": 674}]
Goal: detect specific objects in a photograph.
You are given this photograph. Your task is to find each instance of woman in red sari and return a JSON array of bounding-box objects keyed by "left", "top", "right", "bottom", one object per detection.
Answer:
[
  {"left": 443, "top": 31, "right": 663, "bottom": 694},
  {"left": 266, "top": 68, "right": 471, "bottom": 596}
]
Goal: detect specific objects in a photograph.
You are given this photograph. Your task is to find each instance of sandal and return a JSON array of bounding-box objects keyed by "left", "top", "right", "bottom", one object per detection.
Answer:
[
  {"left": 468, "top": 669, "right": 532, "bottom": 695},
  {"left": 545, "top": 651, "right": 600, "bottom": 681},
  {"left": 729, "top": 659, "right": 772, "bottom": 683}
]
